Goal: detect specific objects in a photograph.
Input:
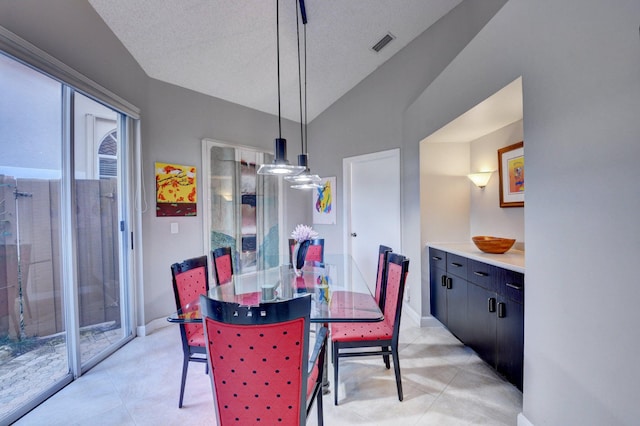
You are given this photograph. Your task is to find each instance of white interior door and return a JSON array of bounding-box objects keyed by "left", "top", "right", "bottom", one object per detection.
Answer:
[{"left": 343, "top": 149, "right": 401, "bottom": 293}]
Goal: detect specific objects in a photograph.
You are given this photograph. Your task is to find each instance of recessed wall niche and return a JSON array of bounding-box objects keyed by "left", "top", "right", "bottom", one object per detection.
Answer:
[{"left": 419, "top": 77, "right": 524, "bottom": 247}]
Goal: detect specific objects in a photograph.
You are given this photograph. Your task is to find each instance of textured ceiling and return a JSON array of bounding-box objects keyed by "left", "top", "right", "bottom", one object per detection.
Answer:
[{"left": 88, "top": 0, "right": 462, "bottom": 122}]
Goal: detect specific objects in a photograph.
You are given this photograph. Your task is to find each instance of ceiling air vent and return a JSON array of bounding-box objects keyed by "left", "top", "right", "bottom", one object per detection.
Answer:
[{"left": 371, "top": 32, "right": 395, "bottom": 53}]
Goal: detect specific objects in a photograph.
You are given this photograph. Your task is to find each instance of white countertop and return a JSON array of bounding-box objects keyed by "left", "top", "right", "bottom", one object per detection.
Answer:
[{"left": 427, "top": 242, "right": 525, "bottom": 274}]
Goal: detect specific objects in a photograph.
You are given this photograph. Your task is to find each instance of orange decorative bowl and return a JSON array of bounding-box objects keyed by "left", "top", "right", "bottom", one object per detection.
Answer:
[{"left": 472, "top": 236, "right": 516, "bottom": 254}]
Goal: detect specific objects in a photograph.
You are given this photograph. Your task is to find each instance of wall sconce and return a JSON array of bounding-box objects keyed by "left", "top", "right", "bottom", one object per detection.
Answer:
[{"left": 468, "top": 172, "right": 493, "bottom": 189}]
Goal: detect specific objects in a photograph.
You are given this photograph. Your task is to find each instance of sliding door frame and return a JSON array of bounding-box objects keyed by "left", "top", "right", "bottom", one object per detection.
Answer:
[{"left": 0, "top": 25, "right": 141, "bottom": 423}]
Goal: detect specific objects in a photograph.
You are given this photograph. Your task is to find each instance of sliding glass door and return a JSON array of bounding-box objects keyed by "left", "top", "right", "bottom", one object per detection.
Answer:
[
  {"left": 0, "top": 53, "right": 69, "bottom": 421},
  {"left": 73, "top": 93, "right": 132, "bottom": 367},
  {"left": 0, "top": 52, "right": 134, "bottom": 423}
]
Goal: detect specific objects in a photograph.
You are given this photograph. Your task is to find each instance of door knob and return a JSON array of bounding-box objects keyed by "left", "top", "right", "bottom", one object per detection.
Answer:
[{"left": 350, "top": 232, "right": 357, "bottom": 237}]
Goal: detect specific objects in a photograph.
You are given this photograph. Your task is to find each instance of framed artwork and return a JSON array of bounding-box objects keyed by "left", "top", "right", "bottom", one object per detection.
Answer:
[
  {"left": 498, "top": 141, "right": 524, "bottom": 208},
  {"left": 155, "top": 162, "right": 197, "bottom": 216},
  {"left": 313, "top": 177, "right": 336, "bottom": 225}
]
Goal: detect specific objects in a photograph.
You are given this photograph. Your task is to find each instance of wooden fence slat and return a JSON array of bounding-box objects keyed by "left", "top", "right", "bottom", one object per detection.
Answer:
[
  {"left": 76, "top": 180, "right": 106, "bottom": 327},
  {"left": 49, "top": 180, "right": 63, "bottom": 333},
  {"left": 99, "top": 179, "right": 120, "bottom": 327},
  {"left": 17, "top": 179, "right": 57, "bottom": 336}
]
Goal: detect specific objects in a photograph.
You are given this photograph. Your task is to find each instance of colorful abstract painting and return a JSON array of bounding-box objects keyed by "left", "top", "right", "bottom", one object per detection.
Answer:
[
  {"left": 498, "top": 141, "right": 524, "bottom": 207},
  {"left": 313, "top": 177, "right": 336, "bottom": 225},
  {"left": 507, "top": 156, "right": 524, "bottom": 194},
  {"left": 155, "top": 162, "right": 197, "bottom": 216}
]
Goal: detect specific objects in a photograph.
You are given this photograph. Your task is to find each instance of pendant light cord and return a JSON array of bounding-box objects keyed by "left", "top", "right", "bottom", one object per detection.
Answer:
[
  {"left": 296, "top": 0, "right": 304, "bottom": 154},
  {"left": 304, "top": 23, "right": 308, "bottom": 154},
  {"left": 276, "top": 0, "right": 282, "bottom": 138}
]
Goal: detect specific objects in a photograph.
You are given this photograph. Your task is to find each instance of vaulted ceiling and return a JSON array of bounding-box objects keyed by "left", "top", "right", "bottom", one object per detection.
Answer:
[{"left": 88, "top": 0, "right": 463, "bottom": 122}]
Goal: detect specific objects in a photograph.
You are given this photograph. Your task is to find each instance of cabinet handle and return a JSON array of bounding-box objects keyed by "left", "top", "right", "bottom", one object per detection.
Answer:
[
  {"left": 488, "top": 297, "right": 496, "bottom": 313},
  {"left": 498, "top": 302, "right": 506, "bottom": 318},
  {"left": 446, "top": 277, "right": 452, "bottom": 289},
  {"left": 506, "top": 283, "right": 523, "bottom": 291},
  {"left": 432, "top": 256, "right": 442, "bottom": 261},
  {"left": 473, "top": 271, "right": 489, "bottom": 277},
  {"left": 441, "top": 275, "right": 447, "bottom": 286},
  {"left": 450, "top": 262, "right": 463, "bottom": 268}
]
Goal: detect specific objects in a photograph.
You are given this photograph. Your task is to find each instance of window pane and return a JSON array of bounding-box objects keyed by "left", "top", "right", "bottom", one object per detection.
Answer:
[
  {"left": 73, "top": 93, "right": 126, "bottom": 365},
  {"left": 0, "top": 53, "right": 68, "bottom": 420}
]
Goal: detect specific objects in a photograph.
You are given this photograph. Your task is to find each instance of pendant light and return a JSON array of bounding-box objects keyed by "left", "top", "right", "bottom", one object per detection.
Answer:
[
  {"left": 284, "top": 0, "right": 322, "bottom": 189},
  {"left": 257, "top": 0, "right": 306, "bottom": 176}
]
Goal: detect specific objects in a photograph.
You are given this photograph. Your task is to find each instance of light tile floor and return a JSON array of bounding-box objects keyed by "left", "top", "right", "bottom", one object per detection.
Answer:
[{"left": 14, "top": 318, "right": 522, "bottom": 425}]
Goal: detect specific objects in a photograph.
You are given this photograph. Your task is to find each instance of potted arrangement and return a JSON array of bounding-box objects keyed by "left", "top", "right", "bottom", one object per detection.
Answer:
[{"left": 290, "top": 224, "right": 319, "bottom": 276}]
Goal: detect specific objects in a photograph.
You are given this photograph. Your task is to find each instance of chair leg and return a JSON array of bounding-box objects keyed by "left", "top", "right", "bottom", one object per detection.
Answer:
[
  {"left": 333, "top": 343, "right": 339, "bottom": 406},
  {"left": 391, "top": 346, "right": 403, "bottom": 401},
  {"left": 179, "top": 354, "right": 189, "bottom": 408},
  {"left": 383, "top": 346, "right": 390, "bottom": 369},
  {"left": 317, "top": 381, "right": 324, "bottom": 426}
]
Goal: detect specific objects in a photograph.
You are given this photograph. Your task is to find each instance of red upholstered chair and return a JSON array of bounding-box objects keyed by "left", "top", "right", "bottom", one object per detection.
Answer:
[
  {"left": 330, "top": 252, "right": 409, "bottom": 405},
  {"left": 200, "top": 294, "right": 327, "bottom": 425},
  {"left": 289, "top": 238, "right": 325, "bottom": 266},
  {"left": 305, "top": 239, "right": 324, "bottom": 263},
  {"left": 211, "top": 246, "right": 233, "bottom": 285},
  {"left": 170, "top": 255, "right": 210, "bottom": 408},
  {"left": 332, "top": 245, "right": 392, "bottom": 307},
  {"left": 374, "top": 245, "right": 393, "bottom": 307}
]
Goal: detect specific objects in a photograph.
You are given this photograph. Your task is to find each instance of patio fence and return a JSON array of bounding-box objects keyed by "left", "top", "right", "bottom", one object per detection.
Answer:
[{"left": 0, "top": 175, "right": 120, "bottom": 340}]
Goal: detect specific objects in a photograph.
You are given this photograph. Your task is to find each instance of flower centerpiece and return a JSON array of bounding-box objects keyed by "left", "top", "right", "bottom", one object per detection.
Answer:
[
  {"left": 290, "top": 224, "right": 319, "bottom": 275},
  {"left": 291, "top": 224, "right": 319, "bottom": 243}
]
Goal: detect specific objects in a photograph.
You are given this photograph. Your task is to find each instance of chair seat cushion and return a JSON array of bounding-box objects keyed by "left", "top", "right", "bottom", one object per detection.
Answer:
[
  {"left": 185, "top": 323, "right": 206, "bottom": 347},
  {"left": 330, "top": 321, "right": 393, "bottom": 343}
]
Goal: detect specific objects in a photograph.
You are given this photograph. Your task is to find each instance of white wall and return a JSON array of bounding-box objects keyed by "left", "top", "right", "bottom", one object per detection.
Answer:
[
  {"left": 469, "top": 120, "right": 524, "bottom": 242},
  {"left": 0, "top": 1, "right": 308, "bottom": 327},
  {"left": 420, "top": 142, "right": 470, "bottom": 244},
  {"left": 309, "top": 0, "right": 508, "bottom": 315},
  {"left": 405, "top": 0, "right": 640, "bottom": 424},
  {"left": 142, "top": 79, "right": 305, "bottom": 322},
  {"left": 420, "top": 120, "right": 525, "bottom": 246}
]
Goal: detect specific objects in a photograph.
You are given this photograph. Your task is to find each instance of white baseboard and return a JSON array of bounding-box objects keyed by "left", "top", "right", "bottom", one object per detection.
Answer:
[
  {"left": 403, "top": 304, "right": 444, "bottom": 328},
  {"left": 403, "top": 303, "right": 421, "bottom": 325},
  {"left": 137, "top": 317, "right": 172, "bottom": 337},
  {"left": 517, "top": 412, "right": 533, "bottom": 426}
]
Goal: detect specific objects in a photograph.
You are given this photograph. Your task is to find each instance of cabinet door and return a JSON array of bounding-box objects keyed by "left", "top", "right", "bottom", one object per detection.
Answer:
[
  {"left": 429, "top": 265, "right": 447, "bottom": 325},
  {"left": 445, "top": 274, "right": 468, "bottom": 342},
  {"left": 429, "top": 248, "right": 448, "bottom": 325},
  {"left": 496, "top": 297, "right": 524, "bottom": 390},
  {"left": 467, "top": 282, "right": 497, "bottom": 367}
]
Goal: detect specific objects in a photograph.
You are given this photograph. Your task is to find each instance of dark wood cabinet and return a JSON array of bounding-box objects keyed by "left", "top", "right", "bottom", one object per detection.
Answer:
[
  {"left": 467, "top": 283, "right": 498, "bottom": 363},
  {"left": 496, "top": 269, "right": 524, "bottom": 389},
  {"left": 428, "top": 249, "right": 447, "bottom": 325},
  {"left": 429, "top": 247, "right": 524, "bottom": 390},
  {"left": 429, "top": 249, "right": 469, "bottom": 342}
]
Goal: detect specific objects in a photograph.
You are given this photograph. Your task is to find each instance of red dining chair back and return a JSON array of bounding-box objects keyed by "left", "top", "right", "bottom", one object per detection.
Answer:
[
  {"left": 289, "top": 238, "right": 325, "bottom": 266},
  {"left": 211, "top": 246, "right": 234, "bottom": 285},
  {"left": 329, "top": 244, "right": 392, "bottom": 316},
  {"left": 200, "top": 294, "right": 327, "bottom": 425},
  {"left": 170, "top": 255, "right": 210, "bottom": 408},
  {"left": 330, "top": 252, "right": 409, "bottom": 405},
  {"left": 374, "top": 245, "right": 393, "bottom": 308}
]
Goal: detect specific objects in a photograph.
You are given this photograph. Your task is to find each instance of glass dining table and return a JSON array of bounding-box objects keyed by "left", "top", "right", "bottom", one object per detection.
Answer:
[{"left": 167, "top": 254, "right": 383, "bottom": 324}]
